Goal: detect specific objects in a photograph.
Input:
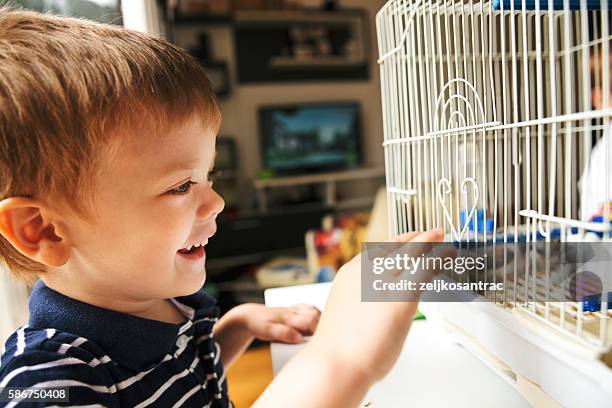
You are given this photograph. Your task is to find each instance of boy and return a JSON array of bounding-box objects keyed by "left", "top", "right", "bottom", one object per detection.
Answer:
[
  {"left": 0, "top": 7, "right": 443, "bottom": 407},
  {"left": 579, "top": 41, "right": 612, "bottom": 221}
]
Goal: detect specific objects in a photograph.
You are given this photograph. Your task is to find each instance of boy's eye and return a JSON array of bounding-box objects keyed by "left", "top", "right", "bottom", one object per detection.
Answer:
[{"left": 170, "top": 180, "right": 196, "bottom": 195}]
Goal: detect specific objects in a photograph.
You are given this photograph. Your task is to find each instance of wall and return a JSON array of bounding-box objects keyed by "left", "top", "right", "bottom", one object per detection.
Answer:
[
  {"left": 0, "top": 267, "right": 29, "bottom": 345},
  {"left": 173, "top": 0, "right": 387, "bottom": 189}
]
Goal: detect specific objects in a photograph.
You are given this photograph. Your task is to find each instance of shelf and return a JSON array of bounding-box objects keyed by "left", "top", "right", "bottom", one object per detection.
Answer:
[
  {"left": 173, "top": 8, "right": 365, "bottom": 26},
  {"left": 254, "top": 167, "right": 385, "bottom": 212},
  {"left": 233, "top": 8, "right": 369, "bottom": 83},
  {"left": 269, "top": 55, "right": 366, "bottom": 69},
  {"left": 254, "top": 167, "right": 384, "bottom": 189},
  {"left": 174, "top": 12, "right": 232, "bottom": 25},
  {"left": 206, "top": 246, "right": 305, "bottom": 274},
  {"left": 233, "top": 9, "right": 366, "bottom": 24}
]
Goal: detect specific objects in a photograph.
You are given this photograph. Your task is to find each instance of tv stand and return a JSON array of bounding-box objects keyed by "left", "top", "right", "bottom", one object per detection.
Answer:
[{"left": 253, "top": 167, "right": 384, "bottom": 212}]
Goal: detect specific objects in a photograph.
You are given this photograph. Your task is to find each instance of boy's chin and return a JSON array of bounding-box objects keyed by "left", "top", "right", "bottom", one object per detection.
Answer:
[
  {"left": 173, "top": 267, "right": 207, "bottom": 297},
  {"left": 172, "top": 252, "right": 208, "bottom": 295}
]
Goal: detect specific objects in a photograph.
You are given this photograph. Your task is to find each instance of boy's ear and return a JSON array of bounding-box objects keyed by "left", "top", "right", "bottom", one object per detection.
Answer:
[{"left": 0, "top": 197, "right": 70, "bottom": 268}]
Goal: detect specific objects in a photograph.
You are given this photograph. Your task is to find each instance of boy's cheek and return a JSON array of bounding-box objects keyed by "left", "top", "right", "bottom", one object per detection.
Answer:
[{"left": 148, "top": 203, "right": 192, "bottom": 231}]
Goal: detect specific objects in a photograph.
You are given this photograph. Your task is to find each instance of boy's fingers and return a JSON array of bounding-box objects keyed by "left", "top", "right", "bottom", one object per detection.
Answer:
[
  {"left": 267, "top": 323, "right": 303, "bottom": 344},
  {"left": 367, "top": 231, "right": 421, "bottom": 262},
  {"left": 387, "top": 231, "right": 421, "bottom": 243},
  {"left": 291, "top": 304, "right": 321, "bottom": 314},
  {"left": 297, "top": 306, "right": 322, "bottom": 327},
  {"left": 366, "top": 229, "right": 444, "bottom": 264},
  {"left": 409, "top": 228, "right": 445, "bottom": 243},
  {"left": 385, "top": 229, "right": 447, "bottom": 280},
  {"left": 289, "top": 305, "right": 322, "bottom": 326},
  {"left": 394, "top": 228, "right": 445, "bottom": 261},
  {"left": 386, "top": 228, "right": 444, "bottom": 243},
  {"left": 280, "top": 311, "right": 320, "bottom": 335}
]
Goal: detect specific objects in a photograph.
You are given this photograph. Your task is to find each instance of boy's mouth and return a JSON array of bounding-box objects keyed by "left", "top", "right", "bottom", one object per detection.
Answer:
[{"left": 177, "top": 240, "right": 208, "bottom": 260}]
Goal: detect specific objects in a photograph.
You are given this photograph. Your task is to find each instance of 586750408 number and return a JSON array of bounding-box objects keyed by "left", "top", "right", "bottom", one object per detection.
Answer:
[{"left": 0, "top": 387, "right": 69, "bottom": 403}]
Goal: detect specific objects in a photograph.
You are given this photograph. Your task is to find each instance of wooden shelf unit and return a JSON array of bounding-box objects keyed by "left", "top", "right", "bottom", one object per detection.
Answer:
[{"left": 253, "top": 167, "right": 384, "bottom": 212}]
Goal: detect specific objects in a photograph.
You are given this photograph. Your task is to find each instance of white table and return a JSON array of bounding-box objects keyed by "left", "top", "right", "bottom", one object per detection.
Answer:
[{"left": 265, "top": 283, "right": 530, "bottom": 408}]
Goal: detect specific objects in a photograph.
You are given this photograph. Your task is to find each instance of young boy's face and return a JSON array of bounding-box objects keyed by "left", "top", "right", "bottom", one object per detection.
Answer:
[
  {"left": 591, "top": 50, "right": 612, "bottom": 110},
  {"left": 50, "top": 114, "right": 224, "bottom": 301}
]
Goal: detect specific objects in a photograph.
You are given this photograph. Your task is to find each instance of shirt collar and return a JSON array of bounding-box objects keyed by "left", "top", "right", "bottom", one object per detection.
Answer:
[{"left": 28, "top": 280, "right": 219, "bottom": 372}]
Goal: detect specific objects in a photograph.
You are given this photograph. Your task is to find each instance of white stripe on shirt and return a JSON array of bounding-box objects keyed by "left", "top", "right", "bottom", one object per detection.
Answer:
[
  {"left": 89, "top": 355, "right": 112, "bottom": 367},
  {"left": 14, "top": 378, "right": 115, "bottom": 394},
  {"left": 0, "top": 357, "right": 90, "bottom": 388},
  {"left": 133, "top": 355, "right": 198, "bottom": 408},
  {"left": 177, "top": 320, "right": 193, "bottom": 335},
  {"left": 14, "top": 326, "right": 27, "bottom": 356},
  {"left": 58, "top": 337, "right": 88, "bottom": 355},
  {"left": 193, "top": 317, "right": 218, "bottom": 325},
  {"left": 214, "top": 342, "right": 221, "bottom": 365},
  {"left": 196, "top": 333, "right": 211, "bottom": 345},
  {"left": 170, "top": 299, "right": 195, "bottom": 320},
  {"left": 173, "top": 335, "right": 192, "bottom": 358},
  {"left": 171, "top": 384, "right": 200, "bottom": 408},
  {"left": 115, "top": 354, "right": 173, "bottom": 391},
  {"left": 47, "top": 404, "right": 106, "bottom": 408}
]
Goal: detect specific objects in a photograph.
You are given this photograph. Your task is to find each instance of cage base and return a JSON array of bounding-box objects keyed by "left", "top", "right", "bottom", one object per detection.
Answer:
[{"left": 419, "top": 301, "right": 612, "bottom": 408}]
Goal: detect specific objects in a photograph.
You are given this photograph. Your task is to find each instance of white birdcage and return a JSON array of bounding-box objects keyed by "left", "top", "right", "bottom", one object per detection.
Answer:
[{"left": 376, "top": 0, "right": 612, "bottom": 406}]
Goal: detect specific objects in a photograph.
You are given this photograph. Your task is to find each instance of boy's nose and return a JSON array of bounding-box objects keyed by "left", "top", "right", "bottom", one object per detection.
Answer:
[{"left": 196, "top": 188, "right": 225, "bottom": 221}]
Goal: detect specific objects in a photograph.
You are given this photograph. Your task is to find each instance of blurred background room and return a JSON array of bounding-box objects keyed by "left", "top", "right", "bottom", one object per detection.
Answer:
[{"left": 0, "top": 0, "right": 389, "bottom": 406}]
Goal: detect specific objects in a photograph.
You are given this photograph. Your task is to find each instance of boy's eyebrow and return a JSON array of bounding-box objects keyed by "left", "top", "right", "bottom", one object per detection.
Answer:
[
  {"left": 158, "top": 159, "right": 199, "bottom": 175},
  {"left": 158, "top": 150, "right": 217, "bottom": 176}
]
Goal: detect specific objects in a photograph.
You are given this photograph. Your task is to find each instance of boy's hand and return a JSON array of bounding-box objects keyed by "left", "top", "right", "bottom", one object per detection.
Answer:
[
  {"left": 213, "top": 303, "right": 320, "bottom": 368},
  {"left": 308, "top": 229, "right": 445, "bottom": 383},
  {"left": 233, "top": 303, "right": 321, "bottom": 343},
  {"left": 254, "top": 229, "right": 446, "bottom": 408}
]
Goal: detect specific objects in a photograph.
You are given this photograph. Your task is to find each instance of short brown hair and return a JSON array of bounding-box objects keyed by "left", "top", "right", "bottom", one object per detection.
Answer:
[{"left": 0, "top": 7, "right": 221, "bottom": 280}]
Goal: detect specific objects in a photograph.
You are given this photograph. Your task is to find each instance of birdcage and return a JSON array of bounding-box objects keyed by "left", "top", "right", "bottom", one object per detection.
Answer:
[{"left": 376, "top": 0, "right": 612, "bottom": 406}]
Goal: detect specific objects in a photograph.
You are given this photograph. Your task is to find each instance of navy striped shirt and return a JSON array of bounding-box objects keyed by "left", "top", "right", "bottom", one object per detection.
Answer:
[{"left": 0, "top": 281, "right": 233, "bottom": 407}]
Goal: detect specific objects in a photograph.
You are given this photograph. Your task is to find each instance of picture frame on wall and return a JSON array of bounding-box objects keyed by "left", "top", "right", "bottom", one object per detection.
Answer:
[{"left": 216, "top": 137, "right": 237, "bottom": 172}]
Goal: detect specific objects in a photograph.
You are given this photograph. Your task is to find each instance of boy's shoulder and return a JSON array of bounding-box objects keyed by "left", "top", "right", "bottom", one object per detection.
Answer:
[
  {"left": 0, "top": 325, "right": 117, "bottom": 407},
  {"left": 0, "top": 284, "right": 226, "bottom": 407},
  {"left": 1, "top": 325, "right": 109, "bottom": 372}
]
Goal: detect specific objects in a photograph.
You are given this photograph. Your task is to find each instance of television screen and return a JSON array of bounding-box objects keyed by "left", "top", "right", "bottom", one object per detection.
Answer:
[{"left": 259, "top": 102, "right": 362, "bottom": 174}]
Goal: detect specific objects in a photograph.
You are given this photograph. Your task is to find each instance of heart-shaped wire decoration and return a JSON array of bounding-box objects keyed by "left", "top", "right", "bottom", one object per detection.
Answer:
[{"left": 436, "top": 177, "right": 480, "bottom": 242}]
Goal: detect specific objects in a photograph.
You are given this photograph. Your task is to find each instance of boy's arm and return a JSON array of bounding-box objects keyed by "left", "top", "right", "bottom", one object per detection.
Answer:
[
  {"left": 212, "top": 306, "right": 254, "bottom": 368},
  {"left": 253, "top": 340, "right": 374, "bottom": 408},
  {"left": 253, "top": 229, "right": 443, "bottom": 408},
  {"left": 213, "top": 303, "right": 320, "bottom": 368}
]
